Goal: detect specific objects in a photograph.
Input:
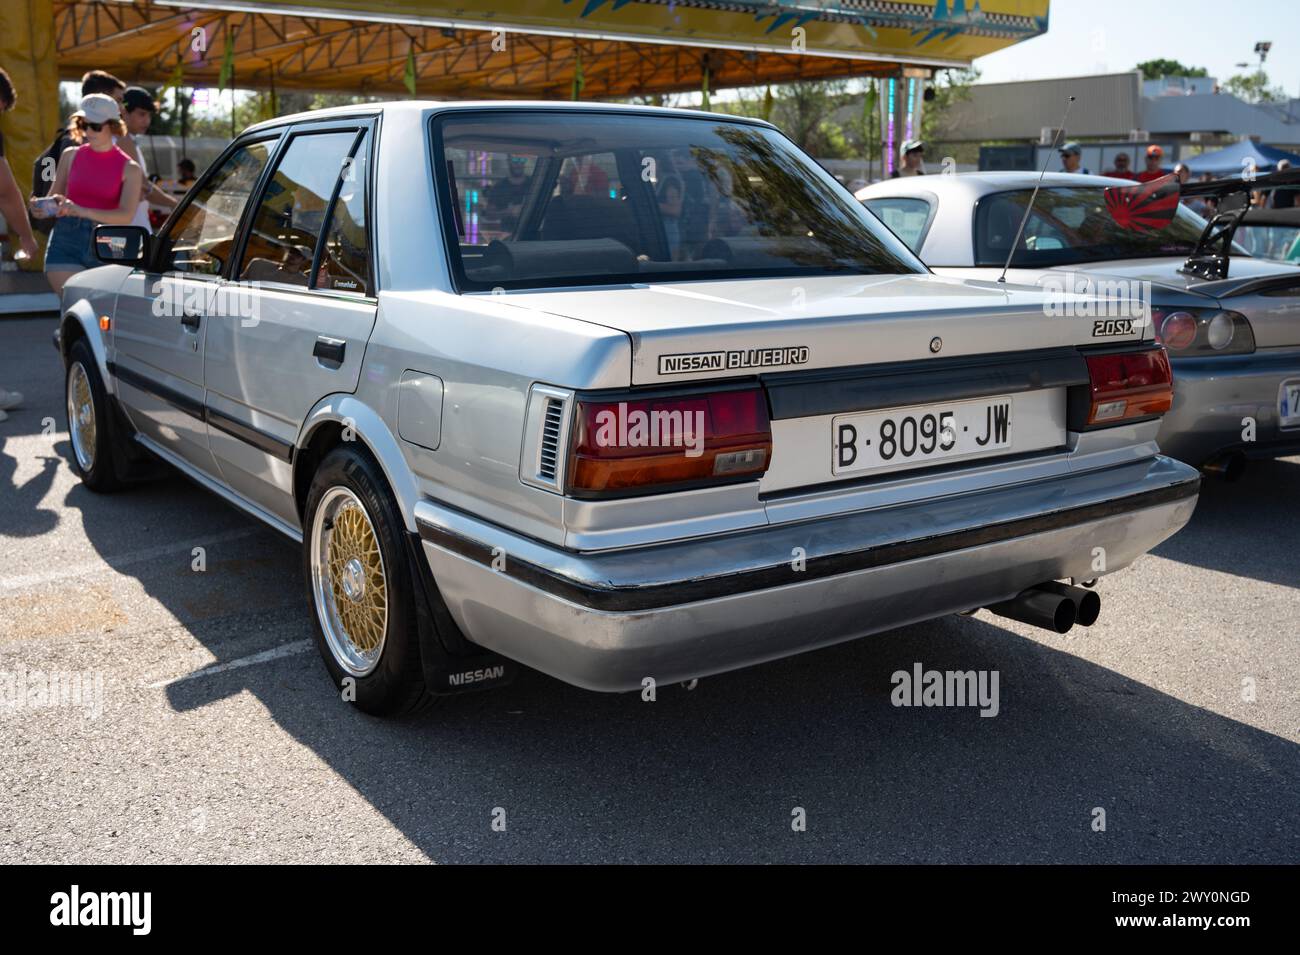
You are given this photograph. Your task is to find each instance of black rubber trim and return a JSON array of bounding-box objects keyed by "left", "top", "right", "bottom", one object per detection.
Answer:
[
  {"left": 762, "top": 347, "right": 1088, "bottom": 420},
  {"left": 418, "top": 475, "right": 1200, "bottom": 612},
  {"left": 206, "top": 405, "right": 295, "bottom": 463},
  {"left": 109, "top": 360, "right": 205, "bottom": 420},
  {"left": 108, "top": 360, "right": 294, "bottom": 463}
]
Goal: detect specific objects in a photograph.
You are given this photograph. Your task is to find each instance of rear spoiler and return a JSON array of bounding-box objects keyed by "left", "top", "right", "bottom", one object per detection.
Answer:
[{"left": 1179, "top": 167, "right": 1300, "bottom": 280}]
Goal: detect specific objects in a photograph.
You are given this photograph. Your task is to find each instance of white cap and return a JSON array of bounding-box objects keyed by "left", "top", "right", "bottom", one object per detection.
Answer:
[{"left": 78, "top": 93, "right": 120, "bottom": 125}]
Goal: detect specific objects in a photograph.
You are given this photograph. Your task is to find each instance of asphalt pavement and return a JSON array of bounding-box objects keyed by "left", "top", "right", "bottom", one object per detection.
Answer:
[{"left": 1, "top": 314, "right": 1296, "bottom": 863}]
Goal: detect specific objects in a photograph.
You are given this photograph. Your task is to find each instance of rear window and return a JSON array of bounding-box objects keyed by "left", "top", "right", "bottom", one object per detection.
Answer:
[
  {"left": 863, "top": 196, "right": 933, "bottom": 253},
  {"left": 432, "top": 110, "right": 923, "bottom": 291},
  {"left": 974, "top": 185, "right": 1212, "bottom": 267}
]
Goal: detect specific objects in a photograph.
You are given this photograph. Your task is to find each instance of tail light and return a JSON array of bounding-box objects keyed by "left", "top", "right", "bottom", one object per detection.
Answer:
[
  {"left": 1076, "top": 346, "right": 1173, "bottom": 427},
  {"left": 567, "top": 386, "right": 772, "bottom": 496},
  {"left": 1152, "top": 307, "right": 1255, "bottom": 356}
]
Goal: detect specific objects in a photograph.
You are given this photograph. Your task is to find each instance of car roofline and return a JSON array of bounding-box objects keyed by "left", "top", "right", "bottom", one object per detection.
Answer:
[{"left": 242, "top": 100, "right": 778, "bottom": 136}]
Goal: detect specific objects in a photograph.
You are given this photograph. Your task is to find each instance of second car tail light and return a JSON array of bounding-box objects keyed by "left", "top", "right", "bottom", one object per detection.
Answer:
[
  {"left": 1152, "top": 307, "right": 1255, "bottom": 356},
  {"left": 1080, "top": 347, "right": 1173, "bottom": 426},
  {"left": 567, "top": 386, "right": 772, "bottom": 496}
]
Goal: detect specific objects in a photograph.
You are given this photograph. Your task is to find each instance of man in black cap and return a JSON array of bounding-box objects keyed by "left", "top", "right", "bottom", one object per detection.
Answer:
[{"left": 120, "top": 87, "right": 177, "bottom": 230}]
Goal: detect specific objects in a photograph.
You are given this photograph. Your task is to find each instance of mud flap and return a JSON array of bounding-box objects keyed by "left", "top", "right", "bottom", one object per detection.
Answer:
[{"left": 402, "top": 531, "right": 518, "bottom": 695}]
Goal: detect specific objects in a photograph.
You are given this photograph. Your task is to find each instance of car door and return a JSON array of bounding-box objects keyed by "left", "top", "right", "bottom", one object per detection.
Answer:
[
  {"left": 203, "top": 120, "right": 378, "bottom": 528},
  {"left": 111, "top": 137, "right": 278, "bottom": 473}
]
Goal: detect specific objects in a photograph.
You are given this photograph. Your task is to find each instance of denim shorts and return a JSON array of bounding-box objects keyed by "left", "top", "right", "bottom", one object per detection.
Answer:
[{"left": 44, "top": 216, "right": 99, "bottom": 270}]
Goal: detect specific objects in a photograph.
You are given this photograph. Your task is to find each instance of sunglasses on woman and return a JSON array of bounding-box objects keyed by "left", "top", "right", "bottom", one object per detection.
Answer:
[{"left": 85, "top": 121, "right": 106, "bottom": 132}]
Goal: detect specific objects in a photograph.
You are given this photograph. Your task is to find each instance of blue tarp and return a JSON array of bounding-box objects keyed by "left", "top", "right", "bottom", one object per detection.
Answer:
[{"left": 1182, "top": 139, "right": 1300, "bottom": 177}]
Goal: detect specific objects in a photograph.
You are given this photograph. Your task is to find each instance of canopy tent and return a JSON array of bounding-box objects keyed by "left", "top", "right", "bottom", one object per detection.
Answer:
[
  {"left": 1183, "top": 139, "right": 1300, "bottom": 177},
  {"left": 45, "top": 0, "right": 1051, "bottom": 97}
]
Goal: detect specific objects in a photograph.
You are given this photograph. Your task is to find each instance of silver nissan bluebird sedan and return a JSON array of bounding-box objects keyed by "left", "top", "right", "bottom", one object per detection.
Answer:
[
  {"left": 858, "top": 171, "right": 1300, "bottom": 475},
  {"left": 55, "top": 103, "right": 1199, "bottom": 715}
]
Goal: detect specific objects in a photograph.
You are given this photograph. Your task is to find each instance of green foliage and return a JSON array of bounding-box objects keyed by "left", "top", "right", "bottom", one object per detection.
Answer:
[
  {"left": 921, "top": 67, "right": 979, "bottom": 143},
  {"left": 1136, "top": 59, "right": 1208, "bottom": 80},
  {"left": 1223, "top": 70, "right": 1286, "bottom": 104}
]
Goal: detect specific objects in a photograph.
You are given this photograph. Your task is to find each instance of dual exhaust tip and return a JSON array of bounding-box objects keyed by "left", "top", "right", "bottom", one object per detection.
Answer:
[{"left": 987, "top": 581, "right": 1100, "bottom": 634}]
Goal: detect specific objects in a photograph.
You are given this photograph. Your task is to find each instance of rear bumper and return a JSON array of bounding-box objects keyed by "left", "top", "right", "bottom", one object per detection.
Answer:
[
  {"left": 1159, "top": 351, "right": 1300, "bottom": 464},
  {"left": 416, "top": 455, "right": 1200, "bottom": 692}
]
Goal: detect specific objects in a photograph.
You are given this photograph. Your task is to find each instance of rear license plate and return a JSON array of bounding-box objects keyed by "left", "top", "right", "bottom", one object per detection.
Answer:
[
  {"left": 832, "top": 395, "right": 1014, "bottom": 476},
  {"left": 1280, "top": 379, "right": 1300, "bottom": 429}
]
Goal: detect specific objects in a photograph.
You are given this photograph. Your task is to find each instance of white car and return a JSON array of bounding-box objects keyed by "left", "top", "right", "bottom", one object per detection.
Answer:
[
  {"left": 857, "top": 171, "right": 1300, "bottom": 473},
  {"left": 56, "top": 105, "right": 1198, "bottom": 715}
]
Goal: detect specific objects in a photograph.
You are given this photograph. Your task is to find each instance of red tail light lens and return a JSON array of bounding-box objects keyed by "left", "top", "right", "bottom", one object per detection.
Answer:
[
  {"left": 1083, "top": 347, "right": 1173, "bottom": 425},
  {"left": 1154, "top": 311, "right": 1197, "bottom": 349},
  {"left": 567, "top": 387, "right": 772, "bottom": 495}
]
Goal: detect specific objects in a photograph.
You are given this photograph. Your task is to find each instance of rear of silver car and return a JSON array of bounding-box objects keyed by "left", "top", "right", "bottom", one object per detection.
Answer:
[
  {"left": 1151, "top": 274, "right": 1300, "bottom": 468},
  {"left": 416, "top": 325, "right": 1199, "bottom": 692},
  {"left": 412, "top": 108, "right": 1199, "bottom": 691}
]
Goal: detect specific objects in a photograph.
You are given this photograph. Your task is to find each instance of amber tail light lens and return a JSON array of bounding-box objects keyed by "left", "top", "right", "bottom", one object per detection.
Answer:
[
  {"left": 1083, "top": 347, "right": 1173, "bottom": 425},
  {"left": 567, "top": 387, "right": 772, "bottom": 495}
]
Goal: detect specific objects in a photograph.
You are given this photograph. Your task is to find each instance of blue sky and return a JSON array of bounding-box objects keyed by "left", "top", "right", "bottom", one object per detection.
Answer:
[{"left": 975, "top": 0, "right": 1300, "bottom": 97}]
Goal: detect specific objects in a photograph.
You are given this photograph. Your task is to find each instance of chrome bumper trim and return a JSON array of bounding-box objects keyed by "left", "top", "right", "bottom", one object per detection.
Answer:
[{"left": 415, "top": 456, "right": 1199, "bottom": 612}]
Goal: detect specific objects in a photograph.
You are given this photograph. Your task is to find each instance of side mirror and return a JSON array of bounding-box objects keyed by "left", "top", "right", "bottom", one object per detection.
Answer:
[{"left": 93, "top": 225, "right": 151, "bottom": 266}]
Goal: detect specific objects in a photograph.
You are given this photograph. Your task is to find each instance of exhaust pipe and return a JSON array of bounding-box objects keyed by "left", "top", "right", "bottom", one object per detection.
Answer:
[
  {"left": 1036, "top": 581, "right": 1101, "bottom": 627},
  {"left": 987, "top": 585, "right": 1077, "bottom": 634},
  {"left": 1202, "top": 452, "right": 1246, "bottom": 482}
]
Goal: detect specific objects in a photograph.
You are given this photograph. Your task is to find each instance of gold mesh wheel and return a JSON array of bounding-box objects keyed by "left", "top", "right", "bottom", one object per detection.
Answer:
[
  {"left": 310, "top": 486, "right": 389, "bottom": 676},
  {"left": 67, "top": 361, "right": 97, "bottom": 473}
]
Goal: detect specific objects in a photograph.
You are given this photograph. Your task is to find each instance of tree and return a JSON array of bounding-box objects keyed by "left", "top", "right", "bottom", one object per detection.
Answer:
[
  {"left": 727, "top": 79, "right": 857, "bottom": 158},
  {"left": 1136, "top": 59, "right": 1208, "bottom": 80},
  {"left": 921, "top": 66, "right": 979, "bottom": 144},
  {"left": 1223, "top": 70, "right": 1286, "bottom": 104}
]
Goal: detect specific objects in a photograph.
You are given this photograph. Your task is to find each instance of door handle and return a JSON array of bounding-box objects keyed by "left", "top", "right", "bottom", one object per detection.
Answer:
[
  {"left": 180, "top": 311, "right": 201, "bottom": 330},
  {"left": 313, "top": 336, "right": 346, "bottom": 365}
]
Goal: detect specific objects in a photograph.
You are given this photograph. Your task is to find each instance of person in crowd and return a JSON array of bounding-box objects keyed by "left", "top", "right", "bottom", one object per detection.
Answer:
[
  {"left": 1137, "top": 145, "right": 1167, "bottom": 182},
  {"left": 120, "top": 87, "right": 177, "bottom": 231},
  {"left": 0, "top": 68, "right": 40, "bottom": 423},
  {"left": 1271, "top": 159, "right": 1295, "bottom": 209},
  {"left": 667, "top": 147, "right": 707, "bottom": 259},
  {"left": 892, "top": 140, "right": 925, "bottom": 177},
  {"left": 176, "top": 158, "right": 197, "bottom": 188},
  {"left": 484, "top": 154, "right": 531, "bottom": 232},
  {"left": 1173, "top": 162, "right": 1191, "bottom": 185},
  {"left": 31, "top": 70, "right": 126, "bottom": 205},
  {"left": 29, "top": 93, "right": 143, "bottom": 297},
  {"left": 1104, "top": 152, "right": 1136, "bottom": 180},
  {"left": 1058, "top": 142, "right": 1089, "bottom": 174},
  {"left": 657, "top": 173, "right": 684, "bottom": 259}
]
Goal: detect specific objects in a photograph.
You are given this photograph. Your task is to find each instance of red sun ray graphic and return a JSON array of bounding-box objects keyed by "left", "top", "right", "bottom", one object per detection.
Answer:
[{"left": 1103, "top": 175, "right": 1181, "bottom": 233}]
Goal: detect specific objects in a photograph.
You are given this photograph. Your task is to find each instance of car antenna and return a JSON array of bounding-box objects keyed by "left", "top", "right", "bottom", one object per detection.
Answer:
[{"left": 998, "top": 96, "right": 1076, "bottom": 284}]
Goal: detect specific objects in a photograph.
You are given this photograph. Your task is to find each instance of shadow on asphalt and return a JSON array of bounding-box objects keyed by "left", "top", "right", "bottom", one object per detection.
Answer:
[
  {"left": 18, "top": 310, "right": 1292, "bottom": 862},
  {"left": 63, "top": 450, "right": 1300, "bottom": 864},
  {"left": 1151, "top": 456, "right": 1300, "bottom": 589}
]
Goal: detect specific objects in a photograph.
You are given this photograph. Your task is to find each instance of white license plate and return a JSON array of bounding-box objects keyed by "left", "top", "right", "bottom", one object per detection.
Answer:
[
  {"left": 832, "top": 394, "right": 1014, "bottom": 476},
  {"left": 1281, "top": 379, "right": 1300, "bottom": 429}
]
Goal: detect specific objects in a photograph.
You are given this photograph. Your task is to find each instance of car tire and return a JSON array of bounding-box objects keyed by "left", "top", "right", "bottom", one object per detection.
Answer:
[
  {"left": 65, "top": 339, "right": 124, "bottom": 493},
  {"left": 302, "top": 445, "right": 433, "bottom": 716}
]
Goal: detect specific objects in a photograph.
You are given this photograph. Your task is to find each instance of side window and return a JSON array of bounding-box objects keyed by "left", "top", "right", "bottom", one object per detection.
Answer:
[
  {"left": 162, "top": 141, "right": 272, "bottom": 275},
  {"left": 237, "top": 130, "right": 362, "bottom": 289},
  {"left": 863, "top": 197, "right": 932, "bottom": 253},
  {"left": 317, "top": 130, "right": 372, "bottom": 295}
]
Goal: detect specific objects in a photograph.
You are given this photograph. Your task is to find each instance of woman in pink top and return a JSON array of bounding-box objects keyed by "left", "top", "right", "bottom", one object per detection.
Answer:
[{"left": 30, "top": 93, "right": 142, "bottom": 296}]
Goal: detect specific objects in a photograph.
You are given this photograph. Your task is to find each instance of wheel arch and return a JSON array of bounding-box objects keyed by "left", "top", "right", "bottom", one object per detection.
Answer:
[
  {"left": 59, "top": 299, "right": 114, "bottom": 394},
  {"left": 294, "top": 395, "right": 420, "bottom": 533}
]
